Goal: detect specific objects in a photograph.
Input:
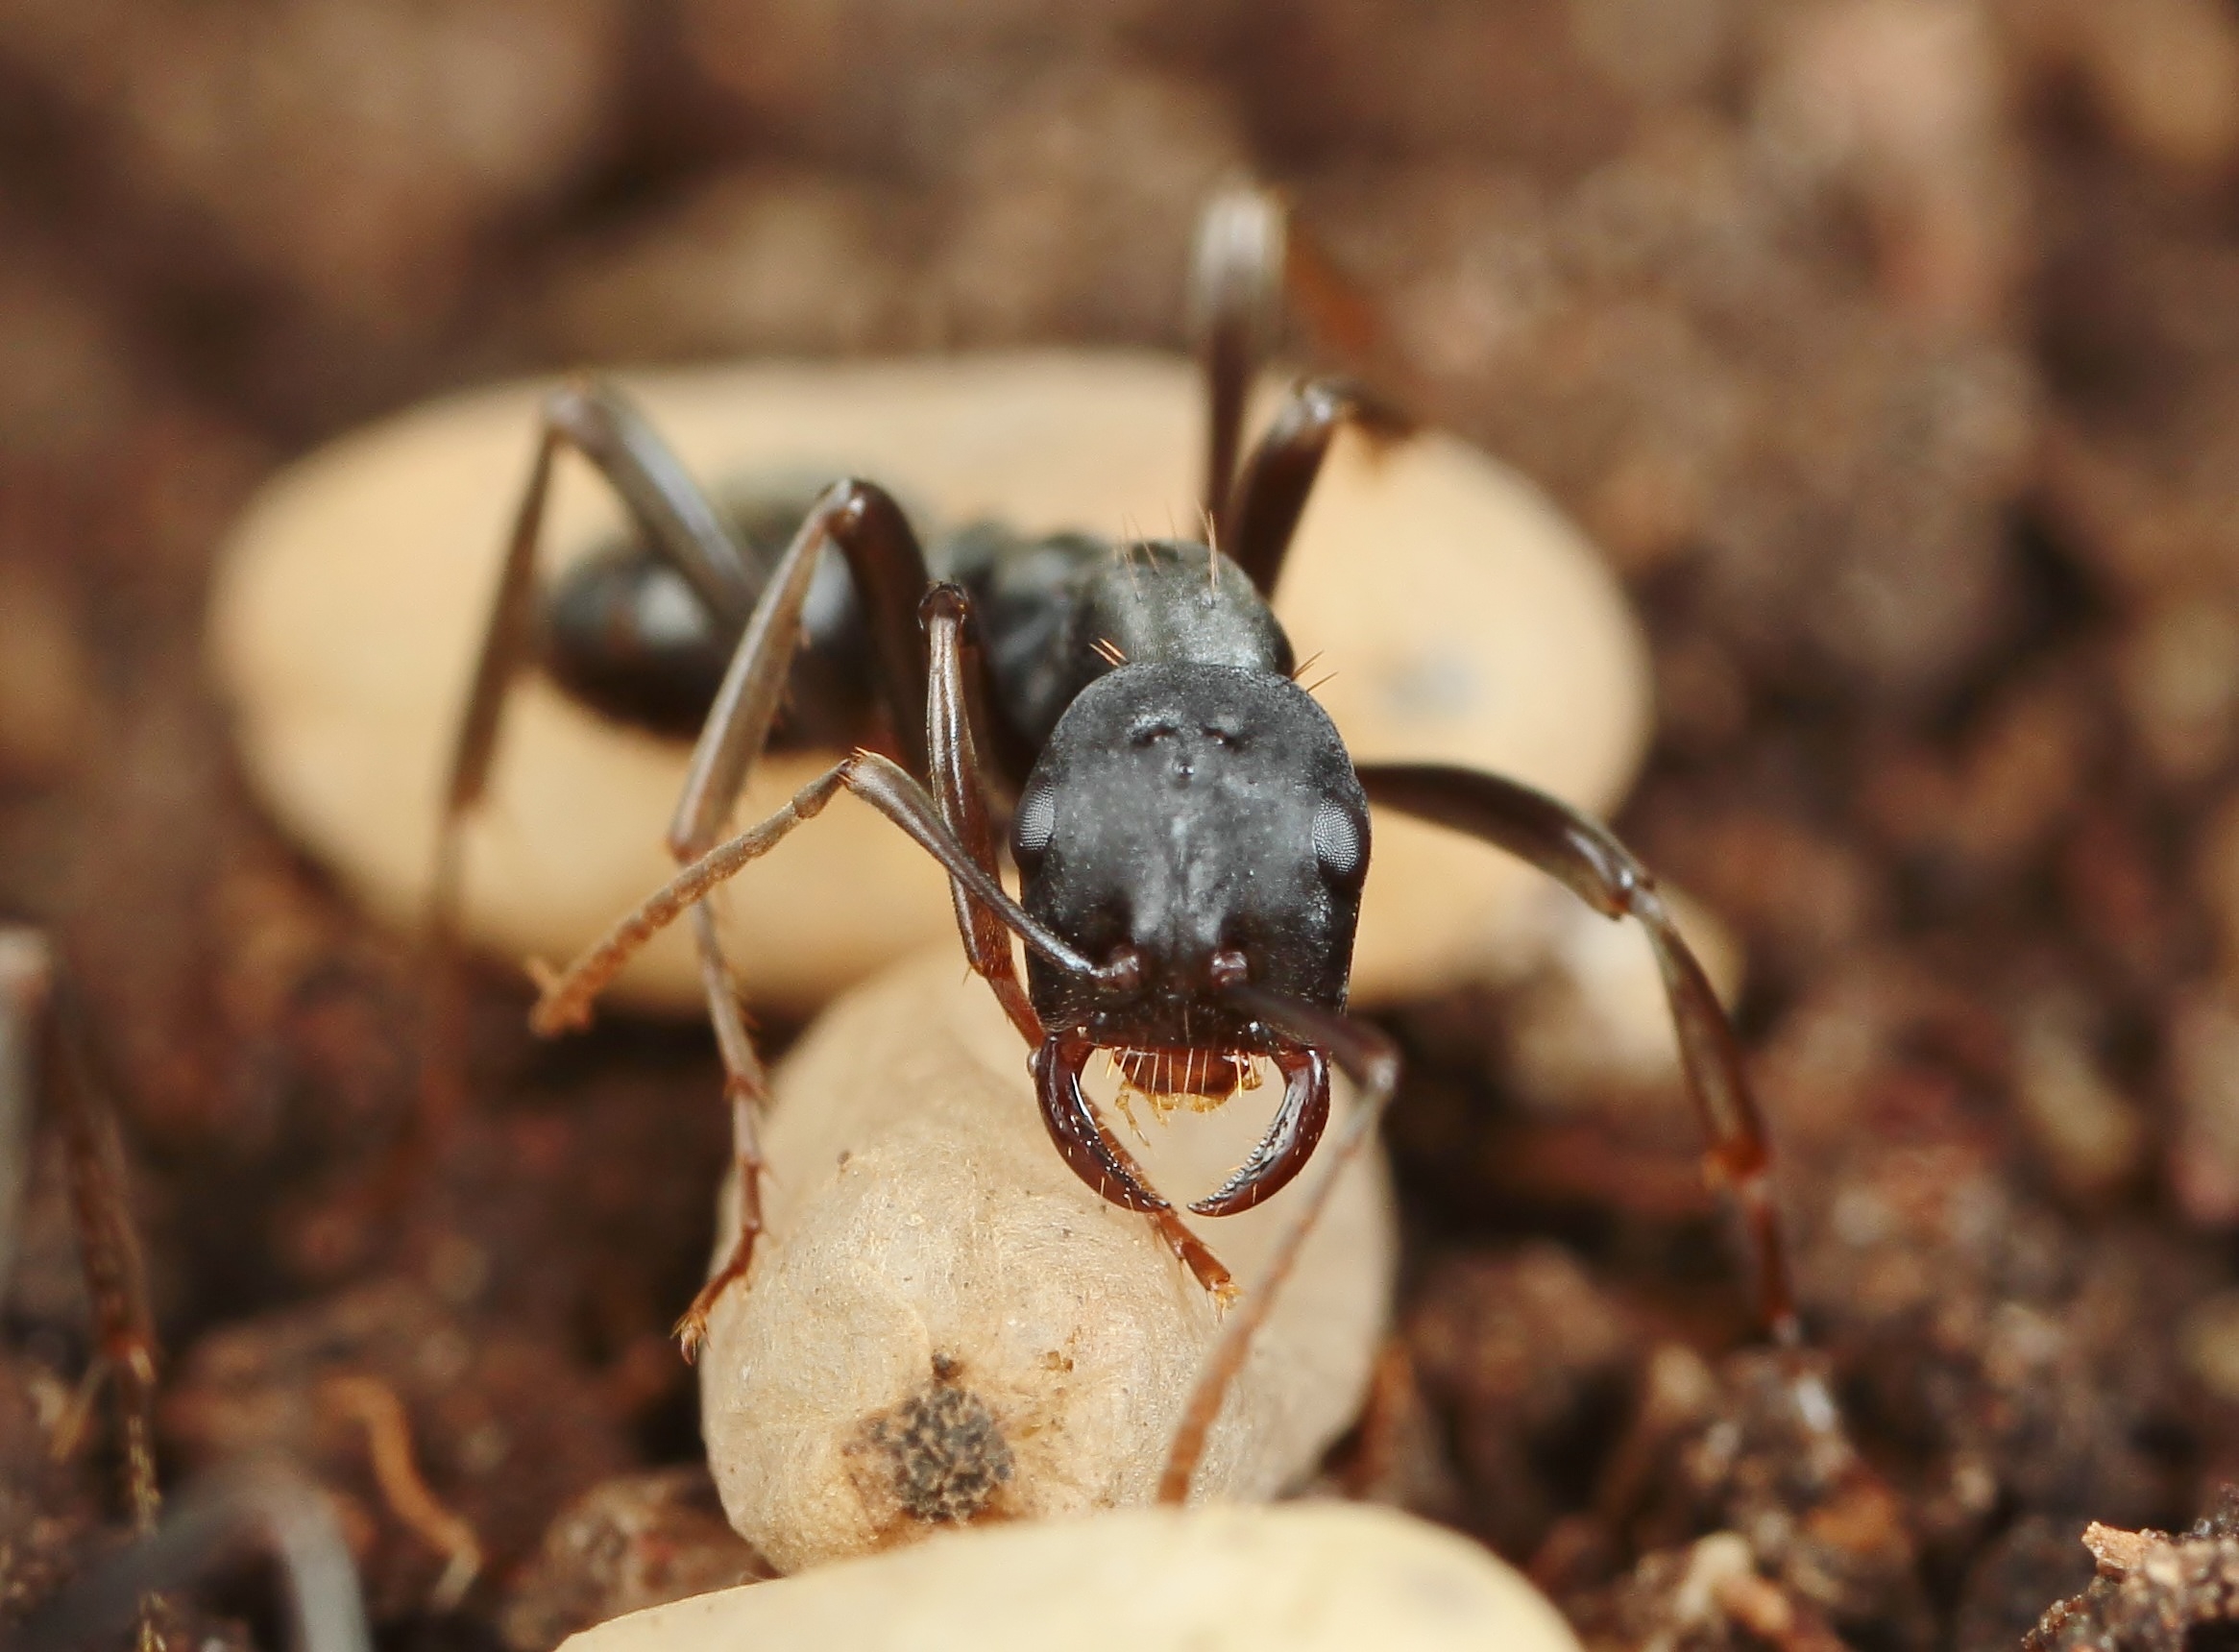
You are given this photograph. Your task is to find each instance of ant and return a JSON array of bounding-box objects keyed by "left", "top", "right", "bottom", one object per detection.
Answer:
[{"left": 439, "top": 187, "right": 1799, "bottom": 1445}]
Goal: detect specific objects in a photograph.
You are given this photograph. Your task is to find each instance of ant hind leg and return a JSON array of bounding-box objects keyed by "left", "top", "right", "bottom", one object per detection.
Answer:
[
  {"left": 422, "top": 380, "right": 773, "bottom": 1167},
  {"left": 1358, "top": 762, "right": 1802, "bottom": 1347}
]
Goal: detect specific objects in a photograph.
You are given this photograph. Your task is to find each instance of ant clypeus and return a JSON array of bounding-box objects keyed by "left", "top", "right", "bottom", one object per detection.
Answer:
[{"left": 443, "top": 188, "right": 1800, "bottom": 1476}]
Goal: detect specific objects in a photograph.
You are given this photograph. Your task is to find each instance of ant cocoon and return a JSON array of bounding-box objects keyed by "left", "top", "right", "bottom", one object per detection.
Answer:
[
  {"left": 693, "top": 952, "right": 1396, "bottom": 1574},
  {"left": 556, "top": 1501, "right": 1583, "bottom": 1652}
]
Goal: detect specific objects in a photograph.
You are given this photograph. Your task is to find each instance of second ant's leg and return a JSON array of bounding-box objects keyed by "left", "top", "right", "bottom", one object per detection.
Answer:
[
  {"left": 1357, "top": 763, "right": 1801, "bottom": 1348},
  {"left": 5, "top": 935, "right": 169, "bottom": 1644}
]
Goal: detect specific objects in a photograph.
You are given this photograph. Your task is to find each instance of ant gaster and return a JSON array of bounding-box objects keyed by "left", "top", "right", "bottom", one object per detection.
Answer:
[{"left": 438, "top": 188, "right": 1799, "bottom": 1488}]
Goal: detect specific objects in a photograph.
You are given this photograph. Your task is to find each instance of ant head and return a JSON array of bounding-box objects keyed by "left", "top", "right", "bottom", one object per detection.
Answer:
[{"left": 1011, "top": 662, "right": 1369, "bottom": 1050}]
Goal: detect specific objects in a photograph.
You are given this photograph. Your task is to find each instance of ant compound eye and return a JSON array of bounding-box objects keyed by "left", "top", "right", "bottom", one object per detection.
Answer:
[
  {"left": 1011, "top": 780, "right": 1057, "bottom": 866},
  {"left": 1311, "top": 798, "right": 1368, "bottom": 889}
]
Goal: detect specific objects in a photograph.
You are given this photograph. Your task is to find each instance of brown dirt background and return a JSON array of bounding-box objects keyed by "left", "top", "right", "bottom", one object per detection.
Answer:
[{"left": 7, "top": 2, "right": 2239, "bottom": 1647}]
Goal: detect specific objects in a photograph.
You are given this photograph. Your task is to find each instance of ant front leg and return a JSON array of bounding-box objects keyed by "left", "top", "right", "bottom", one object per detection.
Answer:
[
  {"left": 1357, "top": 764, "right": 1803, "bottom": 1348},
  {"left": 901, "top": 583, "right": 1241, "bottom": 1296},
  {"left": 917, "top": 585, "right": 1040, "bottom": 1046},
  {"left": 525, "top": 728, "right": 1245, "bottom": 1304},
  {"left": 660, "top": 478, "right": 934, "bottom": 1356}
]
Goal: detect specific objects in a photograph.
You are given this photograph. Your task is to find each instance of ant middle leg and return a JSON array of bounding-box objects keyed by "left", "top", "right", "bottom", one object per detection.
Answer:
[
  {"left": 1356, "top": 763, "right": 1801, "bottom": 1348},
  {"left": 654, "top": 477, "right": 937, "bottom": 1353}
]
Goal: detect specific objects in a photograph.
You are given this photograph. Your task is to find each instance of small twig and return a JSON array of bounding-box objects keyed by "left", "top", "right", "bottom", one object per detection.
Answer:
[
  {"left": 321, "top": 1373, "right": 483, "bottom": 1611},
  {"left": 35, "top": 950, "right": 167, "bottom": 1651},
  {"left": 49, "top": 982, "right": 163, "bottom": 1536},
  {"left": 0, "top": 928, "right": 50, "bottom": 1304}
]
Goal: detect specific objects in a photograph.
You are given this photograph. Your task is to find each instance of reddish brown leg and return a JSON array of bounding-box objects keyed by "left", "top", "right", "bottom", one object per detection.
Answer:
[
  {"left": 1159, "top": 988, "right": 1399, "bottom": 1503},
  {"left": 1358, "top": 763, "right": 1802, "bottom": 1347},
  {"left": 669, "top": 900, "right": 768, "bottom": 1359}
]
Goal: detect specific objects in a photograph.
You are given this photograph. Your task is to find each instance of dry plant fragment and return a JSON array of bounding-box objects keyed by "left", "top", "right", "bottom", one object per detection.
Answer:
[
  {"left": 319, "top": 1375, "right": 481, "bottom": 1613},
  {"left": 2023, "top": 1490, "right": 2239, "bottom": 1651}
]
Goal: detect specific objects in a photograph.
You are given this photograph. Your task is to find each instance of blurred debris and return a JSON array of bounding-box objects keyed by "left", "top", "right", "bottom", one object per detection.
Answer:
[
  {"left": 1408, "top": 1245, "right": 1645, "bottom": 1559},
  {"left": 499, "top": 1468, "right": 768, "bottom": 1651},
  {"left": 2023, "top": 1490, "right": 2239, "bottom": 1651},
  {"left": 161, "top": 1279, "right": 632, "bottom": 1619},
  {"left": 535, "top": 169, "right": 936, "bottom": 363}
]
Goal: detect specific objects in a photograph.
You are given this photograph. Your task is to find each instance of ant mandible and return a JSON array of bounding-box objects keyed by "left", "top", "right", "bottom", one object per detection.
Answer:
[{"left": 440, "top": 187, "right": 1800, "bottom": 1376}]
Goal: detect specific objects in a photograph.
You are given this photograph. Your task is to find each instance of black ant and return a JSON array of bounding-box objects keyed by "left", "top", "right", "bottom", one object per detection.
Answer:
[{"left": 439, "top": 189, "right": 1799, "bottom": 1461}]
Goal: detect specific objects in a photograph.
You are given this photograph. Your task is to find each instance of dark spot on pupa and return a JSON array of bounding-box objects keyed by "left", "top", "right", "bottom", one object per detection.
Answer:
[{"left": 857, "top": 1354, "right": 1013, "bottom": 1525}]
